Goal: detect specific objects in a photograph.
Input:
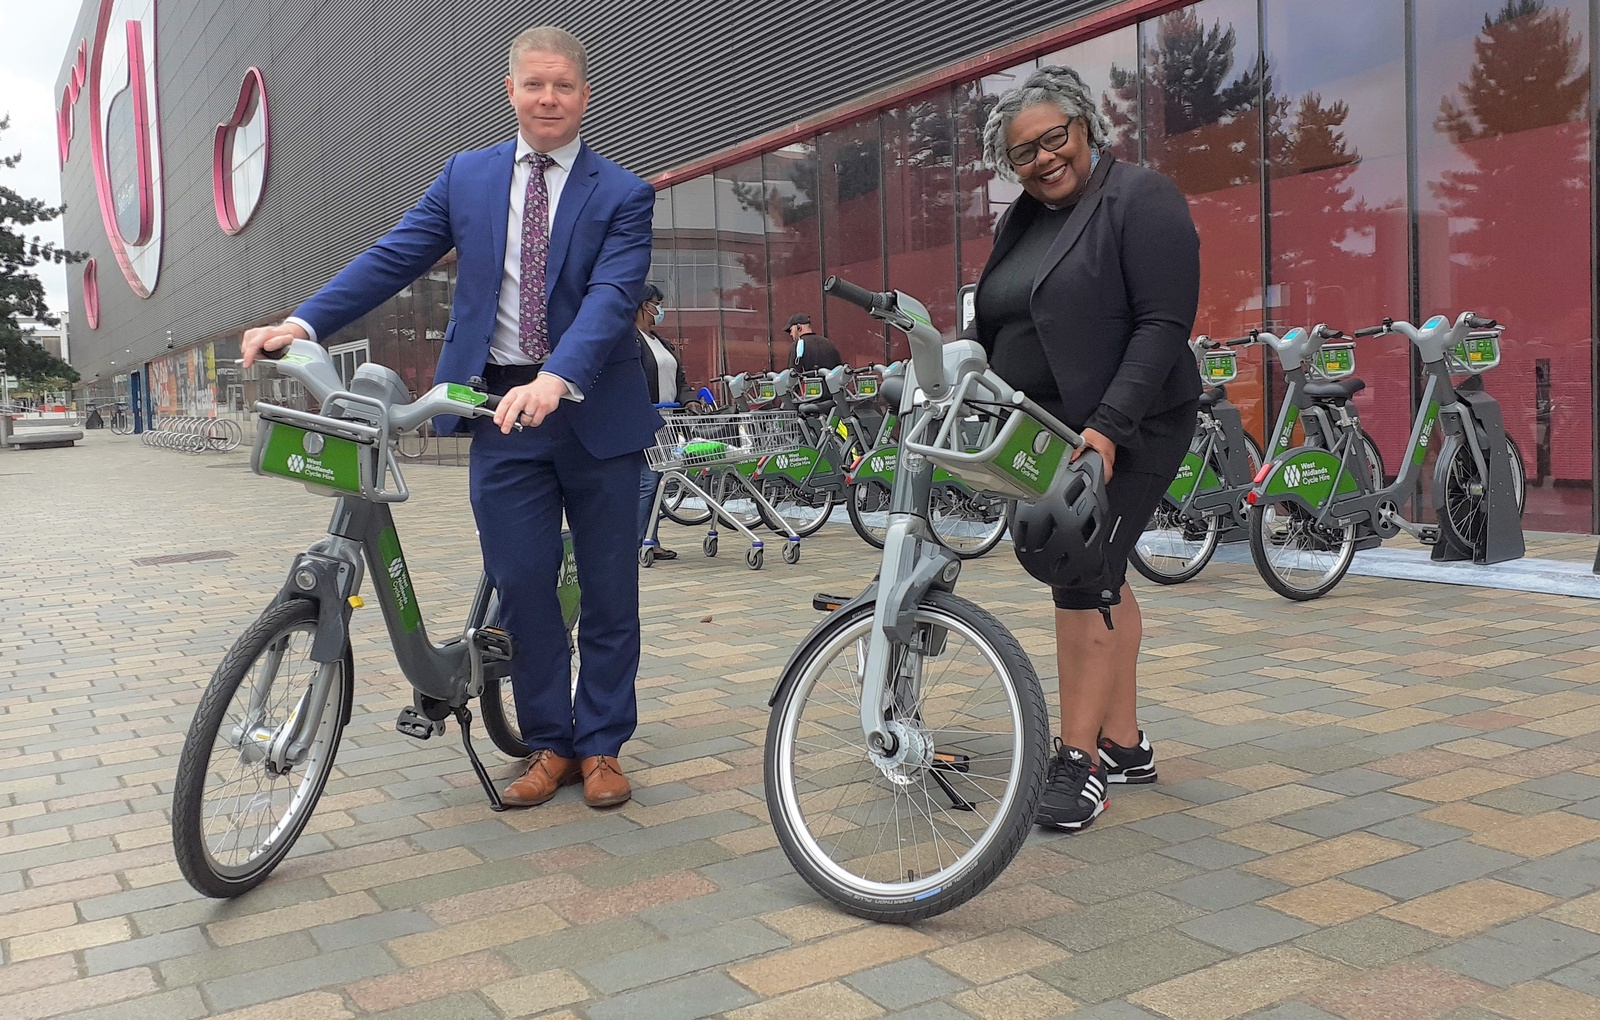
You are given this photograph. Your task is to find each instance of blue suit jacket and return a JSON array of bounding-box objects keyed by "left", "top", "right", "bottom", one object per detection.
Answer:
[{"left": 291, "top": 140, "right": 662, "bottom": 459}]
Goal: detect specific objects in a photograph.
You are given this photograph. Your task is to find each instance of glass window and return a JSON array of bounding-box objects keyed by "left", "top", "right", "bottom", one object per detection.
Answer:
[
  {"left": 954, "top": 62, "right": 1034, "bottom": 283},
  {"left": 650, "top": 188, "right": 677, "bottom": 342},
  {"left": 763, "top": 142, "right": 823, "bottom": 376},
  {"left": 1141, "top": 0, "right": 1268, "bottom": 438},
  {"left": 1416, "top": 0, "right": 1592, "bottom": 532},
  {"left": 1042, "top": 25, "right": 1140, "bottom": 164},
  {"left": 884, "top": 88, "right": 958, "bottom": 358},
  {"left": 819, "top": 114, "right": 887, "bottom": 367},
  {"left": 1264, "top": 0, "right": 1411, "bottom": 471},
  {"left": 667, "top": 175, "right": 720, "bottom": 388},
  {"left": 716, "top": 157, "right": 773, "bottom": 377},
  {"left": 227, "top": 76, "right": 268, "bottom": 231}
]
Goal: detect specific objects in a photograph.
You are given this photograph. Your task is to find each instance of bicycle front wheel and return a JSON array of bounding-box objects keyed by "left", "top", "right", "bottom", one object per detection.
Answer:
[
  {"left": 1131, "top": 496, "right": 1220, "bottom": 585},
  {"left": 661, "top": 474, "right": 713, "bottom": 526},
  {"left": 765, "top": 590, "right": 1049, "bottom": 921},
  {"left": 1435, "top": 433, "right": 1526, "bottom": 553},
  {"left": 1247, "top": 495, "right": 1356, "bottom": 600},
  {"left": 760, "top": 478, "right": 836, "bottom": 538},
  {"left": 846, "top": 481, "right": 891, "bottom": 548},
  {"left": 929, "top": 485, "right": 1009, "bottom": 558},
  {"left": 172, "top": 599, "right": 350, "bottom": 897}
]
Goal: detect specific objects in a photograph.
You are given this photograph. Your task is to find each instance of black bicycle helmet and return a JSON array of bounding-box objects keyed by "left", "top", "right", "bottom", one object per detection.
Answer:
[{"left": 1008, "top": 451, "right": 1112, "bottom": 590}]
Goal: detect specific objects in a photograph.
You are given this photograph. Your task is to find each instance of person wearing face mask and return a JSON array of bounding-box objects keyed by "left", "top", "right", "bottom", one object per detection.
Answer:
[
  {"left": 785, "top": 313, "right": 843, "bottom": 373},
  {"left": 635, "top": 283, "right": 694, "bottom": 559},
  {"left": 971, "top": 65, "right": 1200, "bottom": 833}
]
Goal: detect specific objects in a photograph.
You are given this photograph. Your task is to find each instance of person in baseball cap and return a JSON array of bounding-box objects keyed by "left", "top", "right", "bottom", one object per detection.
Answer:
[{"left": 785, "top": 313, "right": 843, "bottom": 372}]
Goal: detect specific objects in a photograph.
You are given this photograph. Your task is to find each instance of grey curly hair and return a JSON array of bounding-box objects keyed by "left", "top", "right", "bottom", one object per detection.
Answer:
[{"left": 981, "top": 65, "right": 1112, "bottom": 182}]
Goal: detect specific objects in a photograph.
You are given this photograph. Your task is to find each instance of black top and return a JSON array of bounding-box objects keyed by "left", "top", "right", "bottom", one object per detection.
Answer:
[
  {"left": 791, "top": 332, "right": 843, "bottom": 373},
  {"left": 972, "top": 155, "right": 1202, "bottom": 470},
  {"left": 977, "top": 204, "right": 1074, "bottom": 411}
]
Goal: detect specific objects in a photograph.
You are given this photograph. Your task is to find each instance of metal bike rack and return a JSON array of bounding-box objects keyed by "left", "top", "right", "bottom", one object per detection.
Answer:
[{"left": 1432, "top": 381, "right": 1525, "bottom": 565}]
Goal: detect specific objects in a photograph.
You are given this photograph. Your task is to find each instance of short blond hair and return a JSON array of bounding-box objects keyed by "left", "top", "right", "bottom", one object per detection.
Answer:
[{"left": 508, "top": 26, "right": 588, "bottom": 82}]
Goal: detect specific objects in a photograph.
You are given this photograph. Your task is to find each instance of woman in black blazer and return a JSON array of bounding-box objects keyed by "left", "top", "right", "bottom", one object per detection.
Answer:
[
  {"left": 635, "top": 284, "right": 695, "bottom": 560},
  {"left": 974, "top": 65, "right": 1201, "bottom": 832}
]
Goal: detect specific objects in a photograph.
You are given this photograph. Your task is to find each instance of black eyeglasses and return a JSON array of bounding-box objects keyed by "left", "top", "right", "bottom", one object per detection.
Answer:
[{"left": 1007, "top": 121, "right": 1079, "bottom": 167}]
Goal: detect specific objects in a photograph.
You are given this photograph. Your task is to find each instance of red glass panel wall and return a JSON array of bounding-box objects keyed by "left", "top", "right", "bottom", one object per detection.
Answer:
[
  {"left": 1264, "top": 0, "right": 1411, "bottom": 472},
  {"left": 1041, "top": 25, "right": 1140, "bottom": 164},
  {"left": 764, "top": 143, "right": 823, "bottom": 373},
  {"left": 819, "top": 114, "right": 888, "bottom": 366},
  {"left": 884, "top": 88, "right": 958, "bottom": 357},
  {"left": 955, "top": 62, "right": 1033, "bottom": 284},
  {"left": 666, "top": 175, "right": 720, "bottom": 388},
  {"left": 1142, "top": 0, "right": 1269, "bottom": 439},
  {"left": 716, "top": 157, "right": 774, "bottom": 376},
  {"left": 1416, "top": 0, "right": 1593, "bottom": 532}
]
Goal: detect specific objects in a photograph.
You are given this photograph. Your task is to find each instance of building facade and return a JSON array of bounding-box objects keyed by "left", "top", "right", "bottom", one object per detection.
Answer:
[{"left": 57, "top": 0, "right": 1598, "bottom": 533}]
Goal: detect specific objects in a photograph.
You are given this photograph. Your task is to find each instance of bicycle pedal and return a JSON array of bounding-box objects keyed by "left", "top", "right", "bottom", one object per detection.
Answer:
[
  {"left": 812, "top": 593, "right": 852, "bottom": 612},
  {"left": 471, "top": 626, "right": 515, "bottom": 663},
  {"left": 395, "top": 706, "right": 445, "bottom": 740},
  {"left": 1418, "top": 525, "right": 1440, "bottom": 546}
]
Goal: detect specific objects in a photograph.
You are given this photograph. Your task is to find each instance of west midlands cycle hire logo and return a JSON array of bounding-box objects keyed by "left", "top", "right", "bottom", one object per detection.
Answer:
[{"left": 286, "top": 454, "right": 305, "bottom": 473}]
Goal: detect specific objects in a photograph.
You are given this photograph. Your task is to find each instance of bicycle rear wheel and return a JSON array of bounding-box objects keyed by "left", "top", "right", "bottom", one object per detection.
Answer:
[
  {"left": 661, "top": 474, "right": 713, "bottom": 526},
  {"left": 1248, "top": 496, "right": 1356, "bottom": 600},
  {"left": 765, "top": 590, "right": 1048, "bottom": 921},
  {"left": 171, "top": 599, "right": 350, "bottom": 897}
]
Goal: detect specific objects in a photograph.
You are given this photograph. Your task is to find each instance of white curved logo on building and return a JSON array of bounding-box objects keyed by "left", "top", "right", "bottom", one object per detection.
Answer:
[{"left": 86, "top": 0, "right": 164, "bottom": 298}]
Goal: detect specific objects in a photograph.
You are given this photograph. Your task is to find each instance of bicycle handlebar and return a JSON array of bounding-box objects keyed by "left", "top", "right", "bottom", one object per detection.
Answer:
[
  {"left": 1468, "top": 315, "right": 1499, "bottom": 330},
  {"left": 1352, "top": 325, "right": 1387, "bottom": 337},
  {"left": 1315, "top": 326, "right": 1347, "bottom": 340},
  {"left": 1224, "top": 336, "right": 1254, "bottom": 347},
  {"left": 823, "top": 276, "right": 890, "bottom": 313}
]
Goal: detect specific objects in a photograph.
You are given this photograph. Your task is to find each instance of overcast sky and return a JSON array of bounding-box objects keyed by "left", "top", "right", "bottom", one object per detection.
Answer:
[{"left": 1, "top": 1, "right": 81, "bottom": 319}]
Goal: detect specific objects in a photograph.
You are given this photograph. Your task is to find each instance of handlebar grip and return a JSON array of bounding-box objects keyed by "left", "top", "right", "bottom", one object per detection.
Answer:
[
  {"left": 1468, "top": 315, "right": 1499, "bottom": 330},
  {"left": 1199, "top": 339, "right": 1221, "bottom": 350},
  {"left": 258, "top": 343, "right": 290, "bottom": 361},
  {"left": 1225, "top": 337, "right": 1253, "bottom": 347},
  {"left": 823, "top": 276, "right": 889, "bottom": 313},
  {"left": 1353, "top": 325, "right": 1386, "bottom": 337},
  {"left": 1316, "top": 327, "right": 1347, "bottom": 340}
]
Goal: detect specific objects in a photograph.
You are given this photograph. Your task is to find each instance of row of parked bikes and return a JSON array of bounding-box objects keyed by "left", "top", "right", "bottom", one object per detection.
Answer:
[{"left": 1132, "top": 310, "right": 1525, "bottom": 600}]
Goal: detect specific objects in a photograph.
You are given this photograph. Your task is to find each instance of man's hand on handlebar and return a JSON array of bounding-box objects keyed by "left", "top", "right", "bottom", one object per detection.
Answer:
[
  {"left": 241, "top": 321, "right": 310, "bottom": 367},
  {"left": 492, "top": 373, "right": 568, "bottom": 434}
]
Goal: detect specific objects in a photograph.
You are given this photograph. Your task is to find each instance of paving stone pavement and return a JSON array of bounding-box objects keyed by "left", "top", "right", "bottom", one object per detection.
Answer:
[{"left": 5, "top": 432, "right": 1600, "bottom": 1020}]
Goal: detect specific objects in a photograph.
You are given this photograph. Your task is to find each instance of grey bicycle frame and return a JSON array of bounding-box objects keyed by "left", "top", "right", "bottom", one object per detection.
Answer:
[
  {"left": 850, "top": 294, "right": 1079, "bottom": 758},
  {"left": 1301, "top": 314, "right": 1492, "bottom": 531},
  {"left": 251, "top": 341, "right": 501, "bottom": 770}
]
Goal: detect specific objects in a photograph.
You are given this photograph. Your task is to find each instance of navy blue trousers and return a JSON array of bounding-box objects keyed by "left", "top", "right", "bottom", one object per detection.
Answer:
[{"left": 469, "top": 410, "right": 642, "bottom": 759}]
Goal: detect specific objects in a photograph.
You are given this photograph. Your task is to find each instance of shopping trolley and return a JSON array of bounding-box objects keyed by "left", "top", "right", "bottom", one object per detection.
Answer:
[{"left": 641, "top": 411, "right": 806, "bottom": 570}]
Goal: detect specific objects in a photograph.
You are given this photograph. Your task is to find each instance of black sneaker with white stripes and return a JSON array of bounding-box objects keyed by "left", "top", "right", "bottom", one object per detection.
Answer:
[
  {"left": 1034, "top": 739, "right": 1108, "bottom": 831},
  {"left": 1098, "top": 731, "right": 1158, "bottom": 784}
]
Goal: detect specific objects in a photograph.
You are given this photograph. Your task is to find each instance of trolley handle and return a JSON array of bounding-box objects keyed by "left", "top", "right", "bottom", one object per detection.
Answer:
[{"left": 823, "top": 276, "right": 892, "bottom": 313}]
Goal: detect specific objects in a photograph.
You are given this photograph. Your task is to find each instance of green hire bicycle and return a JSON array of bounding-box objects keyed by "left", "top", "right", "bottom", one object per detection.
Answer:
[{"left": 171, "top": 341, "right": 576, "bottom": 897}]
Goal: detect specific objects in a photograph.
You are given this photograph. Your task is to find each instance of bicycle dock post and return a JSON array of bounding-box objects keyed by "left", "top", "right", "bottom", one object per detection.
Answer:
[{"left": 1433, "top": 387, "right": 1525, "bottom": 565}]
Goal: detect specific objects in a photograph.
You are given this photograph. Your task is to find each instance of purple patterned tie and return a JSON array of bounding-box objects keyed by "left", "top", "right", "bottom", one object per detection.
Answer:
[{"left": 518, "top": 152, "right": 556, "bottom": 361}]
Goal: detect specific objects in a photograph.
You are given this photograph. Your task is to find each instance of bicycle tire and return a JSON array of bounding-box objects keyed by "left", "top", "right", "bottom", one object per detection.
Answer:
[
  {"left": 661, "top": 474, "right": 714, "bottom": 526},
  {"left": 480, "top": 623, "right": 580, "bottom": 760},
  {"left": 765, "top": 590, "right": 1049, "bottom": 922},
  {"left": 1130, "top": 497, "right": 1220, "bottom": 585},
  {"left": 171, "top": 599, "right": 351, "bottom": 898},
  {"left": 928, "top": 484, "right": 1009, "bottom": 559},
  {"left": 846, "top": 481, "right": 891, "bottom": 548},
  {"left": 1435, "top": 433, "right": 1526, "bottom": 553},
  {"left": 1247, "top": 495, "right": 1356, "bottom": 601},
  {"left": 760, "top": 477, "right": 835, "bottom": 538}
]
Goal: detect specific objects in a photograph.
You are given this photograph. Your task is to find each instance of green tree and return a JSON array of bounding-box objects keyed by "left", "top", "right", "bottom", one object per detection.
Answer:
[{"left": 1, "top": 115, "right": 82, "bottom": 390}]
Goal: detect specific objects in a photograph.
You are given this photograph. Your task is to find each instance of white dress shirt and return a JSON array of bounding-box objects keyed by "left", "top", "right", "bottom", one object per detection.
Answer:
[{"left": 288, "top": 133, "right": 585, "bottom": 396}]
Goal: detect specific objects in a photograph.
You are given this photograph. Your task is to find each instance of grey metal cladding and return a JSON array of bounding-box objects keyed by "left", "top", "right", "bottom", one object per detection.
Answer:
[{"left": 56, "top": 0, "right": 1111, "bottom": 376}]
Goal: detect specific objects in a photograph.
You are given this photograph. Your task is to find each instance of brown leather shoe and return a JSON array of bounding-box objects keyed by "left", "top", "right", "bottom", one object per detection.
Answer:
[
  {"left": 580, "top": 755, "right": 631, "bottom": 808},
  {"left": 502, "top": 749, "right": 579, "bottom": 807}
]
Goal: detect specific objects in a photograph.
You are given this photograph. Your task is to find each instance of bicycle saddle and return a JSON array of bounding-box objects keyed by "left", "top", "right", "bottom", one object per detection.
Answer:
[
  {"left": 880, "top": 375, "right": 905, "bottom": 407},
  {"left": 1199, "top": 386, "right": 1226, "bottom": 407},
  {"left": 1303, "top": 377, "right": 1366, "bottom": 402}
]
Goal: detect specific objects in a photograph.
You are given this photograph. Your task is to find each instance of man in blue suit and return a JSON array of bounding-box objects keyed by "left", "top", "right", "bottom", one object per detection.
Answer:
[{"left": 241, "top": 26, "right": 658, "bottom": 809}]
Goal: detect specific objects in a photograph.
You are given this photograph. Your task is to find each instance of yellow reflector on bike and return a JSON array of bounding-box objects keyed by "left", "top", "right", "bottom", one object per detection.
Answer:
[{"left": 347, "top": 596, "right": 365, "bottom": 609}]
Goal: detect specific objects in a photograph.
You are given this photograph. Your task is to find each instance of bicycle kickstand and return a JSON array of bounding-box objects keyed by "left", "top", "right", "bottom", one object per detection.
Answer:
[{"left": 453, "top": 706, "right": 507, "bottom": 812}]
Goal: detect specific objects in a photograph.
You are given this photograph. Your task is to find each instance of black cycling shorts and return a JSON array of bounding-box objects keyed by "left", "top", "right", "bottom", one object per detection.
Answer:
[{"left": 1049, "top": 401, "right": 1198, "bottom": 613}]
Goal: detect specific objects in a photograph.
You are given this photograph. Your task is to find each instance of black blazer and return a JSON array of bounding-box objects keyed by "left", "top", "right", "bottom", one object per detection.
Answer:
[
  {"left": 637, "top": 330, "right": 692, "bottom": 405},
  {"left": 973, "top": 155, "right": 1201, "bottom": 450}
]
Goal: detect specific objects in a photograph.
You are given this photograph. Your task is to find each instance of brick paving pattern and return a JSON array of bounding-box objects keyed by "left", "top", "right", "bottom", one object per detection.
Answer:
[{"left": 3, "top": 432, "right": 1600, "bottom": 1019}]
